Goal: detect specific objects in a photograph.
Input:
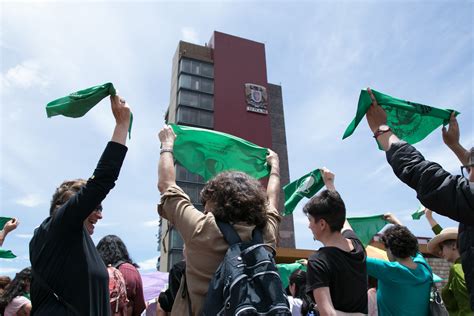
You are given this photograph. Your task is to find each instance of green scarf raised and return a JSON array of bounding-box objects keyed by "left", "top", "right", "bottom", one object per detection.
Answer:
[
  {"left": 171, "top": 124, "right": 269, "bottom": 181},
  {"left": 283, "top": 169, "right": 324, "bottom": 215},
  {"left": 411, "top": 205, "right": 426, "bottom": 220},
  {"left": 0, "top": 217, "right": 16, "bottom": 259},
  {"left": 46, "top": 82, "right": 133, "bottom": 138},
  {"left": 347, "top": 214, "right": 388, "bottom": 246},
  {"left": 343, "top": 89, "right": 459, "bottom": 145}
]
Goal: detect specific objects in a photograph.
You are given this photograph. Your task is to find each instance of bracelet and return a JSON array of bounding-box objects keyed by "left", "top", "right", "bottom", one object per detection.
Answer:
[
  {"left": 270, "top": 172, "right": 280, "bottom": 178},
  {"left": 160, "top": 148, "right": 173, "bottom": 155},
  {"left": 373, "top": 126, "right": 392, "bottom": 138}
]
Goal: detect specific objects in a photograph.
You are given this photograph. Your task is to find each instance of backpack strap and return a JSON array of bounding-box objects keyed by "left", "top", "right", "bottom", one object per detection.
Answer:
[
  {"left": 216, "top": 221, "right": 242, "bottom": 246},
  {"left": 251, "top": 227, "right": 264, "bottom": 243},
  {"left": 31, "top": 268, "right": 81, "bottom": 316}
]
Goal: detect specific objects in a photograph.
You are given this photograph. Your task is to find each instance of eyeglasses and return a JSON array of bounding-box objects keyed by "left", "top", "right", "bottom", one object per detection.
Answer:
[{"left": 460, "top": 165, "right": 472, "bottom": 178}]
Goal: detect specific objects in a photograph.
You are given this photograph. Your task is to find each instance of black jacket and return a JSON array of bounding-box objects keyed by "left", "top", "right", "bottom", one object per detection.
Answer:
[
  {"left": 386, "top": 141, "right": 474, "bottom": 310},
  {"left": 30, "top": 142, "right": 128, "bottom": 316}
]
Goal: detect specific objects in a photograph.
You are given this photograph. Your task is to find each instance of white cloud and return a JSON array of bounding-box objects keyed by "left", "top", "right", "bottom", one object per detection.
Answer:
[
  {"left": 181, "top": 27, "right": 199, "bottom": 43},
  {"left": 143, "top": 220, "right": 160, "bottom": 227},
  {"left": 15, "top": 234, "right": 33, "bottom": 239},
  {"left": 0, "top": 267, "right": 21, "bottom": 274},
  {"left": 1, "top": 60, "right": 49, "bottom": 92},
  {"left": 137, "top": 256, "right": 159, "bottom": 271},
  {"left": 96, "top": 222, "right": 120, "bottom": 227},
  {"left": 15, "top": 194, "right": 44, "bottom": 207}
]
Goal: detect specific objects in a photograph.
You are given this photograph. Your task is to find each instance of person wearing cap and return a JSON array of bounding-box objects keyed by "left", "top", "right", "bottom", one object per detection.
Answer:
[
  {"left": 29, "top": 95, "right": 131, "bottom": 316},
  {"left": 425, "top": 214, "right": 472, "bottom": 315},
  {"left": 365, "top": 87, "right": 474, "bottom": 310}
]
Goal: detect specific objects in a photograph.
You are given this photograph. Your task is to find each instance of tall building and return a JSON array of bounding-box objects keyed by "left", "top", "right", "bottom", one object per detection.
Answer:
[{"left": 159, "top": 31, "right": 294, "bottom": 271}]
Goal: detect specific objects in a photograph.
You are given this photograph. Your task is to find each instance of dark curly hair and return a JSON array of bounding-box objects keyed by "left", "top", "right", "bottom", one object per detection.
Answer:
[
  {"left": 49, "top": 179, "right": 87, "bottom": 215},
  {"left": 381, "top": 225, "right": 418, "bottom": 259},
  {"left": 0, "top": 267, "right": 31, "bottom": 312},
  {"left": 96, "top": 235, "right": 139, "bottom": 268},
  {"left": 200, "top": 171, "right": 268, "bottom": 229},
  {"left": 303, "top": 190, "right": 346, "bottom": 232}
]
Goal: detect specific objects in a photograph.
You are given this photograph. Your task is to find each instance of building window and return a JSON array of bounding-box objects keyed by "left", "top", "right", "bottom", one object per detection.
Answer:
[
  {"left": 177, "top": 106, "right": 213, "bottom": 128},
  {"left": 176, "top": 163, "right": 204, "bottom": 183},
  {"left": 180, "top": 59, "right": 214, "bottom": 78},
  {"left": 178, "top": 90, "right": 213, "bottom": 111},
  {"left": 179, "top": 74, "right": 214, "bottom": 94},
  {"left": 170, "top": 228, "right": 184, "bottom": 249},
  {"left": 177, "top": 181, "right": 205, "bottom": 205},
  {"left": 169, "top": 250, "right": 184, "bottom": 269}
]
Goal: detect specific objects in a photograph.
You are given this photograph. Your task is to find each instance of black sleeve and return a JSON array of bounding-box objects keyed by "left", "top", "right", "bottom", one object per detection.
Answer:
[
  {"left": 51, "top": 141, "right": 128, "bottom": 233},
  {"left": 306, "top": 254, "right": 330, "bottom": 293},
  {"left": 386, "top": 142, "right": 474, "bottom": 225}
]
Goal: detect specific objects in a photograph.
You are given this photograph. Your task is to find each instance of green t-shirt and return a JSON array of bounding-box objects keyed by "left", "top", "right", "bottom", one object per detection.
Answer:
[
  {"left": 367, "top": 253, "right": 431, "bottom": 316},
  {"left": 442, "top": 259, "right": 473, "bottom": 316}
]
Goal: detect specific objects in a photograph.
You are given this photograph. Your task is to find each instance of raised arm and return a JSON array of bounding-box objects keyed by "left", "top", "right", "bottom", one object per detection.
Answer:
[
  {"left": 424, "top": 208, "right": 443, "bottom": 235},
  {"left": 157, "top": 125, "right": 177, "bottom": 193},
  {"left": 442, "top": 112, "right": 470, "bottom": 166},
  {"left": 0, "top": 218, "right": 19, "bottom": 247},
  {"left": 266, "top": 149, "right": 280, "bottom": 210},
  {"left": 383, "top": 212, "right": 403, "bottom": 226},
  {"left": 365, "top": 87, "right": 401, "bottom": 152},
  {"left": 50, "top": 95, "right": 130, "bottom": 233},
  {"left": 110, "top": 95, "right": 131, "bottom": 145}
]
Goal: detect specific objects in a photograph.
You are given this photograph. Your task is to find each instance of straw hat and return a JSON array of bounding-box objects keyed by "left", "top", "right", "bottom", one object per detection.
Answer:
[{"left": 427, "top": 227, "right": 458, "bottom": 256}]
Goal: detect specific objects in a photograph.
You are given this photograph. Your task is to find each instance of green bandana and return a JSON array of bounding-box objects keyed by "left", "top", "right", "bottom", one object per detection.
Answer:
[
  {"left": 0, "top": 217, "right": 13, "bottom": 230},
  {"left": 46, "top": 82, "right": 133, "bottom": 138},
  {"left": 171, "top": 124, "right": 270, "bottom": 181},
  {"left": 0, "top": 217, "right": 17, "bottom": 259},
  {"left": 411, "top": 205, "right": 426, "bottom": 220},
  {"left": 0, "top": 248, "right": 16, "bottom": 259},
  {"left": 276, "top": 261, "right": 307, "bottom": 289},
  {"left": 343, "top": 89, "right": 459, "bottom": 145},
  {"left": 347, "top": 214, "right": 388, "bottom": 246},
  {"left": 283, "top": 169, "right": 324, "bottom": 216}
]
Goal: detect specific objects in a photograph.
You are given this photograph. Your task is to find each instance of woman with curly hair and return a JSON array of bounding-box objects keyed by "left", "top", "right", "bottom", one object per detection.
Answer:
[
  {"left": 0, "top": 267, "right": 31, "bottom": 316},
  {"left": 367, "top": 213, "right": 431, "bottom": 316},
  {"left": 157, "top": 125, "right": 282, "bottom": 315},
  {"left": 96, "top": 235, "right": 146, "bottom": 316}
]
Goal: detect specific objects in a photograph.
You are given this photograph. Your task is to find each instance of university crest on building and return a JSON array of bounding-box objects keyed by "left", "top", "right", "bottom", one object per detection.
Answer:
[{"left": 245, "top": 83, "right": 268, "bottom": 114}]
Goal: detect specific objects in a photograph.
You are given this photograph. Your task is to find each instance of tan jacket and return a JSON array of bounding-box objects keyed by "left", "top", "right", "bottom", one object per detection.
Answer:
[{"left": 158, "top": 184, "right": 281, "bottom": 316}]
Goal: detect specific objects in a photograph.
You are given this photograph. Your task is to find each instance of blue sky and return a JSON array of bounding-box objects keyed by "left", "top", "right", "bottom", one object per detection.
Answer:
[{"left": 1, "top": 1, "right": 472, "bottom": 276}]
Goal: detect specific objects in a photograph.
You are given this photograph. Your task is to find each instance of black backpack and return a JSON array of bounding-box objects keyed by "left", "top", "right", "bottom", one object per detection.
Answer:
[{"left": 201, "top": 221, "right": 291, "bottom": 316}]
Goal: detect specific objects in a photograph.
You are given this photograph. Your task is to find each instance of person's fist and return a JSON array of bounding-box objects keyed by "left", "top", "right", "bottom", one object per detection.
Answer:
[
  {"left": 266, "top": 149, "right": 279, "bottom": 168},
  {"left": 3, "top": 218, "right": 19, "bottom": 233},
  {"left": 158, "top": 125, "right": 176, "bottom": 149}
]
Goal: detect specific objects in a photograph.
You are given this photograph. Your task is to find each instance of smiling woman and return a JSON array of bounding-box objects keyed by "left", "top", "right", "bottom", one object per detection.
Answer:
[{"left": 28, "top": 94, "right": 132, "bottom": 316}]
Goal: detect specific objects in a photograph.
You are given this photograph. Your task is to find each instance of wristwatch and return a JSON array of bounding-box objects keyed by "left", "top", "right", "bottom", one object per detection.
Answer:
[{"left": 373, "top": 125, "right": 391, "bottom": 138}]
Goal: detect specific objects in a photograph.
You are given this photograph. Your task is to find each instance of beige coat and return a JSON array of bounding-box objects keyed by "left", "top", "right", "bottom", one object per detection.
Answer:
[{"left": 158, "top": 185, "right": 281, "bottom": 316}]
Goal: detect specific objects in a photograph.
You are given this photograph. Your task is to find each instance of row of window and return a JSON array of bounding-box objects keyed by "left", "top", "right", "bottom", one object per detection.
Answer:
[
  {"left": 179, "top": 74, "right": 214, "bottom": 94},
  {"left": 178, "top": 90, "right": 213, "bottom": 111},
  {"left": 180, "top": 59, "right": 214, "bottom": 78},
  {"left": 177, "top": 106, "right": 213, "bottom": 128}
]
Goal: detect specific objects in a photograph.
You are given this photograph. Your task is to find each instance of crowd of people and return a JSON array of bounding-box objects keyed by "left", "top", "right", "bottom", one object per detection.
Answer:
[{"left": 0, "top": 88, "right": 472, "bottom": 316}]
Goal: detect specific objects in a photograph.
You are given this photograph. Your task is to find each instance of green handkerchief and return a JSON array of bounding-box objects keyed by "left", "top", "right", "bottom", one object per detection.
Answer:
[
  {"left": 283, "top": 169, "right": 324, "bottom": 216},
  {"left": 0, "top": 248, "right": 16, "bottom": 259},
  {"left": 411, "top": 205, "right": 425, "bottom": 220},
  {"left": 347, "top": 214, "right": 389, "bottom": 246},
  {"left": 171, "top": 124, "right": 269, "bottom": 181},
  {"left": 46, "top": 82, "right": 133, "bottom": 138},
  {"left": 0, "top": 217, "right": 13, "bottom": 230},
  {"left": 343, "top": 89, "right": 459, "bottom": 145}
]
